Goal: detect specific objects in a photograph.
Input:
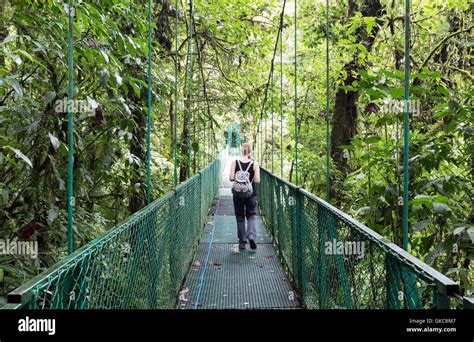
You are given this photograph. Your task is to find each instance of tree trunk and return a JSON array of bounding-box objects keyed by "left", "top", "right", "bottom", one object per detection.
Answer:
[
  {"left": 331, "top": 63, "right": 360, "bottom": 175},
  {"left": 330, "top": 0, "right": 383, "bottom": 176}
]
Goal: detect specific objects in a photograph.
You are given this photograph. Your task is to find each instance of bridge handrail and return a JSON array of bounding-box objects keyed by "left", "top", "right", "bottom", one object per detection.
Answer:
[
  {"left": 3, "top": 155, "right": 224, "bottom": 309},
  {"left": 258, "top": 167, "right": 463, "bottom": 309}
]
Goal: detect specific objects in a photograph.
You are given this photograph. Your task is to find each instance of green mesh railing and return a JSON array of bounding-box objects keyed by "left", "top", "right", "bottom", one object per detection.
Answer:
[
  {"left": 257, "top": 168, "right": 463, "bottom": 309},
  {"left": 3, "top": 153, "right": 226, "bottom": 309},
  {"left": 4, "top": 152, "right": 466, "bottom": 310}
]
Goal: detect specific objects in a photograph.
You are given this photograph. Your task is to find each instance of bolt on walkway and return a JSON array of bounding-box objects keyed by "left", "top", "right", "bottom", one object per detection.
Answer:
[{"left": 177, "top": 158, "right": 299, "bottom": 309}]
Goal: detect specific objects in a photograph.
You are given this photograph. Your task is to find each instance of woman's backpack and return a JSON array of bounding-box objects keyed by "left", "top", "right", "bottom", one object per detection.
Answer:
[{"left": 232, "top": 160, "right": 254, "bottom": 198}]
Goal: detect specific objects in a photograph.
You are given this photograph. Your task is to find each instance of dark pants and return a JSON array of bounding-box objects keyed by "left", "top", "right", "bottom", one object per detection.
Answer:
[{"left": 233, "top": 195, "right": 257, "bottom": 242}]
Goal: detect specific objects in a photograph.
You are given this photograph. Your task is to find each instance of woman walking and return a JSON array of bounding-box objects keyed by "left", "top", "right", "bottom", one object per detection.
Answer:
[{"left": 229, "top": 143, "right": 261, "bottom": 250}]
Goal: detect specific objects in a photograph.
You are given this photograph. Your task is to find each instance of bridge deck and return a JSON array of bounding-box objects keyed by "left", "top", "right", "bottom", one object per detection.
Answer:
[{"left": 177, "top": 159, "right": 299, "bottom": 309}]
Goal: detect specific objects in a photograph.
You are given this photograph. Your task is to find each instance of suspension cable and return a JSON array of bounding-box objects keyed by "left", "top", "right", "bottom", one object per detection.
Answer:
[
  {"left": 294, "top": 0, "right": 298, "bottom": 186},
  {"left": 146, "top": 0, "right": 152, "bottom": 205},
  {"left": 191, "top": 3, "right": 200, "bottom": 170},
  {"left": 67, "top": 0, "right": 74, "bottom": 254},
  {"left": 325, "top": 0, "right": 330, "bottom": 202},
  {"left": 403, "top": 0, "right": 411, "bottom": 251},
  {"left": 280, "top": 14, "right": 284, "bottom": 178},
  {"left": 173, "top": 0, "right": 179, "bottom": 187},
  {"left": 271, "top": 67, "right": 274, "bottom": 173},
  {"left": 257, "top": 117, "right": 263, "bottom": 161},
  {"left": 196, "top": 77, "right": 200, "bottom": 169},
  {"left": 187, "top": 0, "right": 194, "bottom": 177},
  {"left": 264, "top": 103, "right": 267, "bottom": 166}
]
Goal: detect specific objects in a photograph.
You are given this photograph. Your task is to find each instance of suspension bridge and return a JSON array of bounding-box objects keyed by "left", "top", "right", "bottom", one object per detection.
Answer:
[
  {"left": 1, "top": 0, "right": 472, "bottom": 310},
  {"left": 1, "top": 125, "right": 469, "bottom": 309}
]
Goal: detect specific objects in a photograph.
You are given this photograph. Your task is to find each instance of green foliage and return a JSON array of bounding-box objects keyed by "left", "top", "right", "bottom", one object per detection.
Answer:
[
  {"left": 0, "top": 0, "right": 278, "bottom": 295},
  {"left": 0, "top": 0, "right": 472, "bottom": 299},
  {"left": 281, "top": 0, "right": 473, "bottom": 295}
]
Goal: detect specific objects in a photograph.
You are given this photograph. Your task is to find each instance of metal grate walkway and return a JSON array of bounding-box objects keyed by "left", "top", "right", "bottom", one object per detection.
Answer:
[{"left": 177, "top": 158, "right": 300, "bottom": 309}]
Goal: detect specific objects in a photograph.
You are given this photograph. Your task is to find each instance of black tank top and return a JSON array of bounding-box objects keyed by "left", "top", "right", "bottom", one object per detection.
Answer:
[{"left": 235, "top": 160, "right": 257, "bottom": 196}]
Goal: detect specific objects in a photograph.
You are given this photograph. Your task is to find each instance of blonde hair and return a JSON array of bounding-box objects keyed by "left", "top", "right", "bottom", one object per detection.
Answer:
[{"left": 242, "top": 143, "right": 252, "bottom": 157}]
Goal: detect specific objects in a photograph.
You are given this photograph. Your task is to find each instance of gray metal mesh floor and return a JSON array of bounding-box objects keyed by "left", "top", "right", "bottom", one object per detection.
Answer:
[
  {"left": 201, "top": 212, "right": 272, "bottom": 244},
  {"left": 178, "top": 243, "right": 299, "bottom": 309},
  {"left": 177, "top": 159, "right": 300, "bottom": 309}
]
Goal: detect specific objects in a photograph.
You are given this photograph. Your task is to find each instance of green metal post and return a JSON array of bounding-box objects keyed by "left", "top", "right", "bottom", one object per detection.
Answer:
[
  {"left": 259, "top": 120, "right": 262, "bottom": 162},
  {"left": 294, "top": 0, "right": 298, "bottom": 186},
  {"left": 264, "top": 109, "right": 267, "bottom": 167},
  {"left": 327, "top": 212, "right": 353, "bottom": 308},
  {"left": 294, "top": 189, "right": 303, "bottom": 292},
  {"left": 196, "top": 74, "right": 200, "bottom": 169},
  {"left": 317, "top": 207, "right": 328, "bottom": 308},
  {"left": 170, "top": 190, "right": 180, "bottom": 292},
  {"left": 280, "top": 22, "right": 283, "bottom": 178},
  {"left": 173, "top": 0, "right": 178, "bottom": 187},
  {"left": 270, "top": 172, "right": 275, "bottom": 240},
  {"left": 402, "top": 267, "right": 421, "bottom": 308},
  {"left": 187, "top": 0, "right": 194, "bottom": 177},
  {"left": 325, "top": 0, "right": 331, "bottom": 202},
  {"left": 274, "top": 177, "right": 282, "bottom": 245},
  {"left": 386, "top": 254, "right": 402, "bottom": 309},
  {"left": 403, "top": 0, "right": 410, "bottom": 251},
  {"left": 146, "top": 0, "right": 158, "bottom": 307},
  {"left": 271, "top": 71, "right": 275, "bottom": 174},
  {"left": 146, "top": 0, "right": 152, "bottom": 205},
  {"left": 67, "top": 0, "right": 74, "bottom": 254}
]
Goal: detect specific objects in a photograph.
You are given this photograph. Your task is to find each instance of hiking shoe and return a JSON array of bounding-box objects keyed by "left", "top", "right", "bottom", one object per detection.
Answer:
[
  {"left": 239, "top": 242, "right": 246, "bottom": 250},
  {"left": 249, "top": 238, "right": 257, "bottom": 250}
]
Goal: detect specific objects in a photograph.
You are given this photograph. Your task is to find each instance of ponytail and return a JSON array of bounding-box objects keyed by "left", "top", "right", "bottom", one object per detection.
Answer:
[{"left": 241, "top": 143, "right": 252, "bottom": 157}]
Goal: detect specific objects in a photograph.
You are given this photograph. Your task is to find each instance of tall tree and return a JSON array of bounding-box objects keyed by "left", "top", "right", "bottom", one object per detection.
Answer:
[{"left": 330, "top": 0, "right": 383, "bottom": 176}]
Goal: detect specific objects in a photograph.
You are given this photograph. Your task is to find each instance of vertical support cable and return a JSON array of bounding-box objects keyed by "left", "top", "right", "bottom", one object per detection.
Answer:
[
  {"left": 271, "top": 70, "right": 274, "bottom": 174},
  {"left": 146, "top": 0, "right": 152, "bottom": 205},
  {"left": 194, "top": 10, "right": 200, "bottom": 169},
  {"left": 403, "top": 0, "right": 411, "bottom": 251},
  {"left": 325, "top": 0, "right": 330, "bottom": 202},
  {"left": 264, "top": 107, "right": 267, "bottom": 167},
  {"left": 196, "top": 86, "right": 200, "bottom": 169},
  {"left": 146, "top": 1, "right": 158, "bottom": 302},
  {"left": 173, "top": 0, "right": 179, "bottom": 187},
  {"left": 259, "top": 120, "right": 262, "bottom": 162},
  {"left": 260, "top": 117, "right": 265, "bottom": 163},
  {"left": 280, "top": 18, "right": 284, "bottom": 178},
  {"left": 294, "top": 0, "right": 298, "bottom": 186},
  {"left": 187, "top": 0, "right": 194, "bottom": 177},
  {"left": 203, "top": 122, "right": 206, "bottom": 164},
  {"left": 256, "top": 123, "right": 258, "bottom": 160},
  {"left": 67, "top": 0, "right": 74, "bottom": 254}
]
